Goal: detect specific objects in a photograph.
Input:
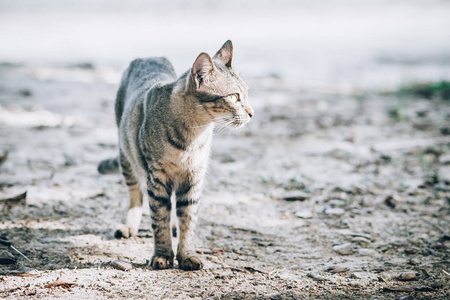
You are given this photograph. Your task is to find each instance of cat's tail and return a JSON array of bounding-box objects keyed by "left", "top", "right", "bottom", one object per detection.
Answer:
[{"left": 98, "top": 157, "right": 120, "bottom": 174}]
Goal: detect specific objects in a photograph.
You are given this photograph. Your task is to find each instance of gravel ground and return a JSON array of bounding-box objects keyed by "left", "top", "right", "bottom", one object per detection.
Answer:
[{"left": 0, "top": 62, "right": 449, "bottom": 299}]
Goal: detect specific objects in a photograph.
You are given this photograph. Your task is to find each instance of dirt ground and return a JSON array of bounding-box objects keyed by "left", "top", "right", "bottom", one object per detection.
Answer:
[{"left": 0, "top": 59, "right": 449, "bottom": 299}]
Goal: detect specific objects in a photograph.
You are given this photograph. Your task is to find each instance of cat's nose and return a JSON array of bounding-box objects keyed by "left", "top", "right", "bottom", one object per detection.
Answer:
[{"left": 246, "top": 106, "right": 254, "bottom": 118}]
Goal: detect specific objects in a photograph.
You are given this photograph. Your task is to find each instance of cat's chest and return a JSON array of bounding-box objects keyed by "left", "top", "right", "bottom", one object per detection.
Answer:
[
  {"left": 158, "top": 141, "right": 211, "bottom": 184},
  {"left": 166, "top": 136, "right": 212, "bottom": 168}
]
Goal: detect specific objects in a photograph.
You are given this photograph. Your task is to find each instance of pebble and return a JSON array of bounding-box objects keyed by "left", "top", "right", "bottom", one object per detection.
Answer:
[
  {"left": 0, "top": 250, "right": 17, "bottom": 265},
  {"left": 358, "top": 248, "right": 377, "bottom": 256},
  {"left": 390, "top": 238, "right": 408, "bottom": 247},
  {"left": 325, "top": 266, "right": 349, "bottom": 273},
  {"left": 327, "top": 199, "right": 345, "bottom": 207},
  {"left": 272, "top": 191, "right": 311, "bottom": 201},
  {"left": 439, "top": 153, "right": 450, "bottom": 164},
  {"left": 294, "top": 210, "right": 313, "bottom": 219},
  {"left": 333, "top": 243, "right": 353, "bottom": 255},
  {"left": 439, "top": 166, "right": 450, "bottom": 182},
  {"left": 384, "top": 196, "right": 397, "bottom": 208},
  {"left": 399, "top": 296, "right": 413, "bottom": 300},
  {"left": 110, "top": 259, "right": 133, "bottom": 271},
  {"left": 348, "top": 233, "right": 374, "bottom": 241},
  {"left": 377, "top": 274, "right": 389, "bottom": 282},
  {"left": 351, "top": 237, "right": 371, "bottom": 245},
  {"left": 324, "top": 207, "right": 345, "bottom": 216},
  {"left": 397, "top": 271, "right": 416, "bottom": 281},
  {"left": 404, "top": 248, "right": 418, "bottom": 254},
  {"left": 306, "top": 272, "right": 327, "bottom": 281}
]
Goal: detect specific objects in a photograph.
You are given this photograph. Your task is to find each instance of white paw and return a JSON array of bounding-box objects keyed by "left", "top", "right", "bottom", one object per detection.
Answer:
[{"left": 114, "top": 225, "right": 137, "bottom": 239}]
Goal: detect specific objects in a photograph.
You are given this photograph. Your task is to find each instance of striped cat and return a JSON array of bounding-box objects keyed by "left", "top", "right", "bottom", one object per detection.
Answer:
[{"left": 98, "top": 41, "right": 254, "bottom": 271}]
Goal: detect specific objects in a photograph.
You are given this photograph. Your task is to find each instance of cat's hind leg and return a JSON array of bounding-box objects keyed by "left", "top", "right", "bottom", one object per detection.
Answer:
[
  {"left": 115, "top": 153, "right": 143, "bottom": 239},
  {"left": 175, "top": 180, "right": 204, "bottom": 271}
]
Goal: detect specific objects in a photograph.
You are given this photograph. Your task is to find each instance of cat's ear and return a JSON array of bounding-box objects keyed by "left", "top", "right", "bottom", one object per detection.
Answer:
[
  {"left": 213, "top": 40, "right": 233, "bottom": 68},
  {"left": 192, "top": 52, "right": 215, "bottom": 89}
]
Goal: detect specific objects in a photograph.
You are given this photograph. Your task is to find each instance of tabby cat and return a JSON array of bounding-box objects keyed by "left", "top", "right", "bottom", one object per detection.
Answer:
[{"left": 98, "top": 41, "right": 254, "bottom": 270}]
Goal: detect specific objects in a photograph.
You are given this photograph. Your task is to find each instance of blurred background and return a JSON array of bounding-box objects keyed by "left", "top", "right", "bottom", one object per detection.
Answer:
[{"left": 1, "top": 0, "right": 450, "bottom": 90}]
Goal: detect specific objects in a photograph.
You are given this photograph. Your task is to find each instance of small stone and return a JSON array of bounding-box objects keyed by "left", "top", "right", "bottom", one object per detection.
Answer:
[
  {"left": 348, "top": 233, "right": 374, "bottom": 241},
  {"left": 399, "top": 296, "right": 413, "bottom": 300},
  {"left": 333, "top": 243, "right": 353, "bottom": 255},
  {"left": 390, "top": 238, "right": 408, "bottom": 247},
  {"left": 439, "top": 153, "right": 450, "bottom": 164},
  {"left": 328, "top": 199, "right": 345, "bottom": 207},
  {"left": 438, "top": 166, "right": 450, "bottom": 182},
  {"left": 440, "top": 126, "right": 450, "bottom": 136},
  {"left": 431, "top": 243, "right": 446, "bottom": 250},
  {"left": 377, "top": 273, "right": 390, "bottom": 282},
  {"left": 254, "top": 241, "right": 273, "bottom": 247},
  {"left": 279, "top": 191, "right": 310, "bottom": 201},
  {"left": 325, "top": 266, "right": 349, "bottom": 273},
  {"left": 358, "top": 248, "right": 377, "bottom": 256},
  {"left": 0, "top": 250, "right": 16, "bottom": 265},
  {"left": 404, "top": 248, "right": 418, "bottom": 254},
  {"left": 324, "top": 207, "right": 345, "bottom": 216},
  {"left": 306, "top": 272, "right": 327, "bottom": 281},
  {"left": 110, "top": 259, "right": 132, "bottom": 271},
  {"left": 397, "top": 271, "right": 416, "bottom": 281},
  {"left": 351, "top": 237, "right": 371, "bottom": 245},
  {"left": 384, "top": 196, "right": 397, "bottom": 208},
  {"left": 294, "top": 210, "right": 313, "bottom": 219}
]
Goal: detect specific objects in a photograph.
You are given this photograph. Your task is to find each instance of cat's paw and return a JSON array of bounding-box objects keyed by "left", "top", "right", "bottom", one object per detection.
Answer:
[
  {"left": 178, "top": 256, "right": 203, "bottom": 271},
  {"left": 151, "top": 256, "right": 173, "bottom": 270},
  {"left": 114, "top": 225, "right": 137, "bottom": 239}
]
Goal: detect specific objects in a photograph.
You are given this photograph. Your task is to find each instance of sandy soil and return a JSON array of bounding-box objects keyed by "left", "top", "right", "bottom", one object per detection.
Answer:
[{"left": 0, "top": 61, "right": 449, "bottom": 299}]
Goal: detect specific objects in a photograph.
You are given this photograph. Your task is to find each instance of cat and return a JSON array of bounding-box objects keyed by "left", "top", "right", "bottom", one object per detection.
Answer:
[{"left": 98, "top": 40, "right": 254, "bottom": 270}]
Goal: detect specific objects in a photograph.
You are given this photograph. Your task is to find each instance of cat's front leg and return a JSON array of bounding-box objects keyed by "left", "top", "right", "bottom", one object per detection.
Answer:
[
  {"left": 148, "top": 174, "right": 174, "bottom": 269},
  {"left": 175, "top": 180, "right": 203, "bottom": 271}
]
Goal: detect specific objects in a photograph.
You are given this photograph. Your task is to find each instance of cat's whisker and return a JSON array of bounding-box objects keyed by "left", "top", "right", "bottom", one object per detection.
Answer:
[{"left": 214, "top": 118, "right": 236, "bottom": 134}]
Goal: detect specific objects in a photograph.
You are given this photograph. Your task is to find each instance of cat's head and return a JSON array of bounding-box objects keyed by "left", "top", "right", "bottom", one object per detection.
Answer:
[{"left": 190, "top": 40, "right": 254, "bottom": 128}]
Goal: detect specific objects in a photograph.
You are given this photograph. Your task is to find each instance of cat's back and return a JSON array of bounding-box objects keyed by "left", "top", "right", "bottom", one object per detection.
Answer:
[
  {"left": 125, "top": 57, "right": 176, "bottom": 95},
  {"left": 116, "top": 57, "right": 176, "bottom": 126}
]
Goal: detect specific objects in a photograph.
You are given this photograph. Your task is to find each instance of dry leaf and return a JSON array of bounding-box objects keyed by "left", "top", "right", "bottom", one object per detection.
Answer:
[{"left": 45, "top": 277, "right": 77, "bottom": 290}]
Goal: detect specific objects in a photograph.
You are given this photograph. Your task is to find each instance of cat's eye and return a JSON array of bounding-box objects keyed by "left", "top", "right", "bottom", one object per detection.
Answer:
[{"left": 229, "top": 93, "right": 240, "bottom": 103}]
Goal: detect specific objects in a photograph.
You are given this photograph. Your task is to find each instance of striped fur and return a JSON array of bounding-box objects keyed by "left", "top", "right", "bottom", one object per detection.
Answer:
[{"left": 98, "top": 40, "right": 253, "bottom": 271}]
